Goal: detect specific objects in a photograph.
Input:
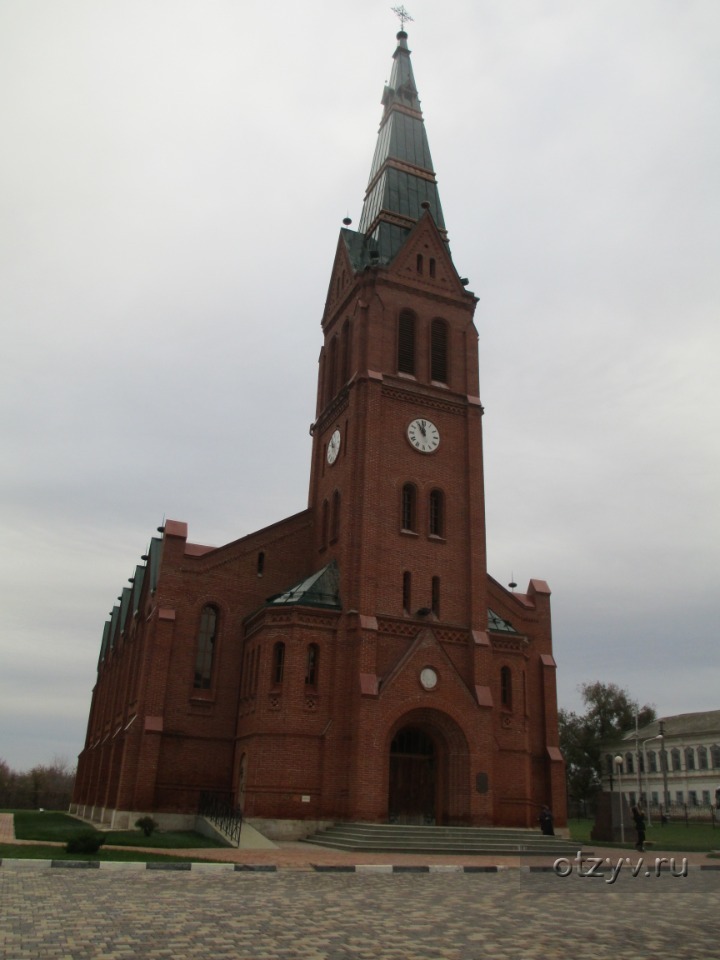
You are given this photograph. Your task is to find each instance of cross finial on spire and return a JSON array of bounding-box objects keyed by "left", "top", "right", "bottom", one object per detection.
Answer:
[{"left": 391, "top": 5, "right": 414, "bottom": 31}]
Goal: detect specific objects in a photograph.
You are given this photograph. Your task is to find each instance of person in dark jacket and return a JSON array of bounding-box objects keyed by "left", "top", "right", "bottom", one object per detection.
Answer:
[
  {"left": 539, "top": 805, "right": 554, "bottom": 836},
  {"left": 631, "top": 804, "right": 646, "bottom": 851}
]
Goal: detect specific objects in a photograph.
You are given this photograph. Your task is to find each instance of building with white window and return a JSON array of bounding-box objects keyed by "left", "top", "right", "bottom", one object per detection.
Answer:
[{"left": 602, "top": 710, "right": 720, "bottom": 813}]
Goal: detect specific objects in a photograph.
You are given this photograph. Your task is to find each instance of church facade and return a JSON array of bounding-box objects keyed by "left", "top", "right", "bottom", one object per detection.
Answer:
[{"left": 72, "top": 29, "right": 566, "bottom": 836}]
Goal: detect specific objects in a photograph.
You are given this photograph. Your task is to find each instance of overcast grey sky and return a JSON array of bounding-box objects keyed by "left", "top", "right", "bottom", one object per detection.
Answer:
[{"left": 1, "top": 1, "right": 718, "bottom": 772}]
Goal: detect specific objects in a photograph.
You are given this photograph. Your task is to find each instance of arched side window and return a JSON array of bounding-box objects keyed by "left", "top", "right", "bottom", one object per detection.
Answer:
[
  {"left": 331, "top": 490, "right": 341, "bottom": 542},
  {"left": 430, "top": 318, "right": 448, "bottom": 383},
  {"left": 431, "top": 576, "right": 440, "bottom": 617},
  {"left": 648, "top": 750, "right": 658, "bottom": 773},
  {"left": 429, "top": 488, "right": 444, "bottom": 537},
  {"left": 340, "top": 319, "right": 351, "bottom": 384},
  {"left": 685, "top": 747, "right": 696, "bottom": 770},
  {"left": 272, "top": 641, "right": 285, "bottom": 686},
  {"left": 712, "top": 744, "right": 720, "bottom": 769},
  {"left": 670, "top": 747, "right": 681, "bottom": 771},
  {"left": 416, "top": 254, "right": 424, "bottom": 275},
  {"left": 605, "top": 754, "right": 614, "bottom": 775},
  {"left": 402, "top": 571, "right": 412, "bottom": 613},
  {"left": 325, "top": 335, "right": 338, "bottom": 401},
  {"left": 318, "top": 351, "right": 327, "bottom": 409},
  {"left": 698, "top": 745, "right": 708, "bottom": 770},
  {"left": 305, "top": 644, "right": 319, "bottom": 686},
  {"left": 429, "top": 257, "right": 436, "bottom": 278},
  {"left": 401, "top": 483, "right": 417, "bottom": 532},
  {"left": 321, "top": 499, "right": 329, "bottom": 550},
  {"left": 257, "top": 551, "right": 265, "bottom": 576},
  {"left": 397, "top": 310, "right": 416, "bottom": 375},
  {"left": 193, "top": 605, "right": 217, "bottom": 689},
  {"left": 500, "top": 666, "right": 512, "bottom": 709},
  {"left": 625, "top": 751, "right": 634, "bottom": 774}
]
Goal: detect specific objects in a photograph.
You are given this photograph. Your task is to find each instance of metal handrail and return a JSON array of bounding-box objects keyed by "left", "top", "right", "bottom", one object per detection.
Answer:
[{"left": 198, "top": 791, "right": 243, "bottom": 846}]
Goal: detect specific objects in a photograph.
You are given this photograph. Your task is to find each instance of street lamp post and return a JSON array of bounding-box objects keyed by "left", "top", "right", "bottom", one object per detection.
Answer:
[
  {"left": 642, "top": 734, "right": 663, "bottom": 827},
  {"left": 615, "top": 755, "right": 625, "bottom": 844}
]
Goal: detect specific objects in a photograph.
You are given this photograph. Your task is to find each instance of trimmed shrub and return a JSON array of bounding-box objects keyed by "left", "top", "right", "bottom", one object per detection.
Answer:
[
  {"left": 135, "top": 816, "right": 160, "bottom": 837},
  {"left": 65, "top": 830, "right": 106, "bottom": 854}
]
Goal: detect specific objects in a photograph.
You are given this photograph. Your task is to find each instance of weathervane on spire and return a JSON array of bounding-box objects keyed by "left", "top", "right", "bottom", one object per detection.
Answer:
[{"left": 391, "top": 5, "right": 414, "bottom": 31}]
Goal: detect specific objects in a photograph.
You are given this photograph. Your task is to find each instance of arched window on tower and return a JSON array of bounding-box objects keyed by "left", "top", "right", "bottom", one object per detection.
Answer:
[
  {"left": 430, "top": 318, "right": 448, "bottom": 383},
  {"left": 401, "top": 483, "right": 417, "bottom": 532},
  {"left": 331, "top": 490, "right": 341, "bottom": 542},
  {"left": 193, "top": 605, "right": 217, "bottom": 689},
  {"left": 305, "top": 644, "right": 319, "bottom": 686},
  {"left": 500, "top": 666, "right": 512, "bottom": 709},
  {"left": 340, "top": 319, "right": 351, "bottom": 384},
  {"left": 321, "top": 499, "right": 329, "bottom": 550},
  {"left": 429, "top": 489, "right": 444, "bottom": 537},
  {"left": 397, "top": 310, "right": 416, "bottom": 375},
  {"left": 326, "top": 335, "right": 338, "bottom": 401},
  {"left": 416, "top": 253, "right": 424, "bottom": 274},
  {"left": 272, "top": 641, "right": 285, "bottom": 686},
  {"left": 402, "top": 571, "right": 412, "bottom": 613},
  {"left": 431, "top": 576, "right": 440, "bottom": 617}
]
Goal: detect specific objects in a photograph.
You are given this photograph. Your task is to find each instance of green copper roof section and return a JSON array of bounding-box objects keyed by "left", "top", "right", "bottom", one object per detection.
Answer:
[
  {"left": 267, "top": 561, "right": 341, "bottom": 609},
  {"left": 487, "top": 609, "right": 518, "bottom": 634},
  {"left": 357, "top": 30, "right": 446, "bottom": 264}
]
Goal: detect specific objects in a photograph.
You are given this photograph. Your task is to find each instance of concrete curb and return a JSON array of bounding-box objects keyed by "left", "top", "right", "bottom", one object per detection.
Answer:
[{"left": 2, "top": 858, "right": 718, "bottom": 873}]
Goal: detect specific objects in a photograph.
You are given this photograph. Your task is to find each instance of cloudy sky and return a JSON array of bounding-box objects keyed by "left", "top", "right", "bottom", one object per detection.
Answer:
[{"left": 1, "top": 0, "right": 718, "bottom": 773}]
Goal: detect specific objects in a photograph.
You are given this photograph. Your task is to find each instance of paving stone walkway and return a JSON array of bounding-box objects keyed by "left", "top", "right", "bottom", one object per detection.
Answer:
[{"left": 1, "top": 863, "right": 718, "bottom": 959}]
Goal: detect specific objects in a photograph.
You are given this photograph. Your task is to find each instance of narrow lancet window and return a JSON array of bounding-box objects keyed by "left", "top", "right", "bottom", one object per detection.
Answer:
[
  {"left": 398, "top": 311, "right": 416, "bottom": 375},
  {"left": 430, "top": 318, "right": 448, "bottom": 383},
  {"left": 272, "top": 641, "right": 285, "bottom": 685},
  {"left": 305, "top": 644, "right": 319, "bottom": 686},
  {"left": 193, "top": 606, "right": 217, "bottom": 689}
]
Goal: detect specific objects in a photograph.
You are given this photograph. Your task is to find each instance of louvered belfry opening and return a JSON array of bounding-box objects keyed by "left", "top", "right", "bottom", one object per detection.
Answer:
[{"left": 398, "top": 310, "right": 416, "bottom": 374}]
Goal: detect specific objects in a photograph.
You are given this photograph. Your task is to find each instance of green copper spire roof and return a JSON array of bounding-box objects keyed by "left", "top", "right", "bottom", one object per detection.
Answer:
[{"left": 357, "top": 30, "right": 447, "bottom": 265}]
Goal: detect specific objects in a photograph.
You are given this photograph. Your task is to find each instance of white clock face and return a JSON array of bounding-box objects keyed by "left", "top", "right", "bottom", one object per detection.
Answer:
[
  {"left": 326, "top": 428, "right": 341, "bottom": 464},
  {"left": 407, "top": 418, "right": 440, "bottom": 454},
  {"left": 420, "top": 667, "right": 438, "bottom": 690}
]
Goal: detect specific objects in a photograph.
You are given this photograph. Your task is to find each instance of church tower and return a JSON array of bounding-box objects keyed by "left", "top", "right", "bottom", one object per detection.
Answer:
[
  {"left": 308, "top": 29, "right": 487, "bottom": 630},
  {"left": 72, "top": 26, "right": 565, "bottom": 835}
]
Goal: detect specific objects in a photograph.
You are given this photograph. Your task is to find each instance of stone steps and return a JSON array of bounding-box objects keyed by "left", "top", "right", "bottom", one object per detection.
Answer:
[{"left": 303, "top": 822, "right": 578, "bottom": 856}]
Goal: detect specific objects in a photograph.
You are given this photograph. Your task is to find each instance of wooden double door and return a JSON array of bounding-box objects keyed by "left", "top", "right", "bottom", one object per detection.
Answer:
[{"left": 388, "top": 727, "right": 437, "bottom": 824}]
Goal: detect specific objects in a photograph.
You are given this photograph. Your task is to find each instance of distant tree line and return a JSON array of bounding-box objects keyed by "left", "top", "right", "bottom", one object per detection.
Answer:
[
  {"left": 559, "top": 681, "right": 656, "bottom": 808},
  {"left": 0, "top": 757, "right": 75, "bottom": 810}
]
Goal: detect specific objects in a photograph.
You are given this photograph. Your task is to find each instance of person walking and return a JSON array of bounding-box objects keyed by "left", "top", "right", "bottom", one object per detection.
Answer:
[{"left": 631, "top": 804, "right": 646, "bottom": 851}]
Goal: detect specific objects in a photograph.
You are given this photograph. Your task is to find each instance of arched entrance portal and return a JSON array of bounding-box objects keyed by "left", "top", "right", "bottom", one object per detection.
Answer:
[
  {"left": 389, "top": 727, "right": 436, "bottom": 824},
  {"left": 386, "top": 710, "right": 472, "bottom": 826}
]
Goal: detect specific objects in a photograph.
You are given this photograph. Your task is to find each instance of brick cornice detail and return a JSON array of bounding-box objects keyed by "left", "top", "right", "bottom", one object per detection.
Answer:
[{"left": 381, "top": 383, "right": 468, "bottom": 416}]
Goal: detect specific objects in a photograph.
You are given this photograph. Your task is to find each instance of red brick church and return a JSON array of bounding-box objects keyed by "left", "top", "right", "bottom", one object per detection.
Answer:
[{"left": 72, "top": 28, "right": 566, "bottom": 836}]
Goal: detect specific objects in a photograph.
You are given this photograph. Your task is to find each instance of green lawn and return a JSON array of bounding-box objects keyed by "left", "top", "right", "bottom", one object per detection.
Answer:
[
  {"left": 10, "top": 810, "right": 225, "bottom": 850},
  {"left": 569, "top": 817, "right": 720, "bottom": 852},
  {"left": 0, "top": 843, "right": 224, "bottom": 863}
]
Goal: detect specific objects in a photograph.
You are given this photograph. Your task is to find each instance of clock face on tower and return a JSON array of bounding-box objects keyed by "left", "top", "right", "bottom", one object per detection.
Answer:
[
  {"left": 326, "top": 428, "right": 341, "bottom": 464},
  {"left": 407, "top": 418, "right": 440, "bottom": 454}
]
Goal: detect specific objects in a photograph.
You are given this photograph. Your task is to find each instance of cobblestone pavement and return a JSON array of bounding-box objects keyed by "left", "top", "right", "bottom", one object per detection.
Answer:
[{"left": 1, "top": 864, "right": 718, "bottom": 959}]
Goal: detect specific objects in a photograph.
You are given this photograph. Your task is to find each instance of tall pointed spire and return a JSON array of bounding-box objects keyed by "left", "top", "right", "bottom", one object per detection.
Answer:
[{"left": 357, "top": 30, "right": 447, "bottom": 265}]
